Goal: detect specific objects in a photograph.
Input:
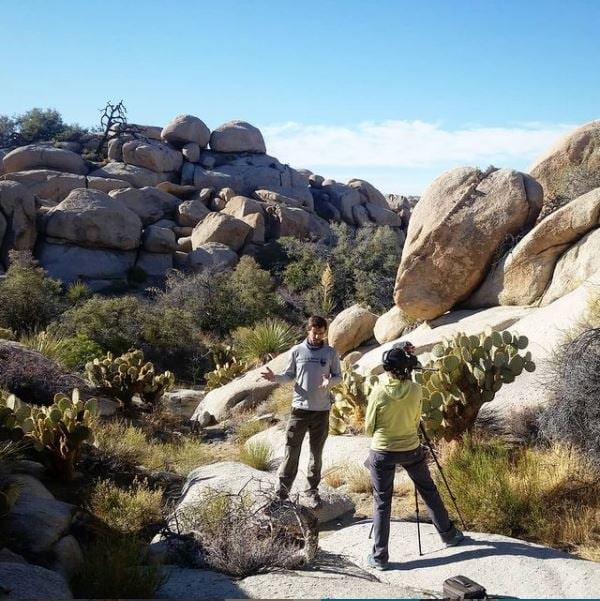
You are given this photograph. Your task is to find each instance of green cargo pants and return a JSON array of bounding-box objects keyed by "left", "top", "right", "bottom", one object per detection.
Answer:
[{"left": 277, "top": 407, "right": 330, "bottom": 498}]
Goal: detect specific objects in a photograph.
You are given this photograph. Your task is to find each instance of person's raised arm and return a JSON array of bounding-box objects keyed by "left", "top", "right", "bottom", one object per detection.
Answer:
[{"left": 261, "top": 349, "right": 296, "bottom": 383}]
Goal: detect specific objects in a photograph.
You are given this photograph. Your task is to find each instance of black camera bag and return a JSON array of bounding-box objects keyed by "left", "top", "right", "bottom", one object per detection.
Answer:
[{"left": 443, "top": 575, "right": 487, "bottom": 599}]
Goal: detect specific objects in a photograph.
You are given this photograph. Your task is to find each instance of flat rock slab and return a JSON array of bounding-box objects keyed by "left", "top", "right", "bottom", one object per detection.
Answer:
[
  {"left": 321, "top": 522, "right": 600, "bottom": 599},
  {"left": 156, "top": 562, "right": 420, "bottom": 599},
  {"left": 175, "top": 461, "right": 354, "bottom": 526},
  {"left": 0, "top": 562, "right": 72, "bottom": 599}
]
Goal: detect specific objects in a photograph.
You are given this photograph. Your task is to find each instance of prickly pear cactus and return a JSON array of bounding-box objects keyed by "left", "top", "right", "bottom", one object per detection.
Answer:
[
  {"left": 418, "top": 327, "right": 535, "bottom": 441},
  {"left": 205, "top": 357, "right": 249, "bottom": 391},
  {"left": 85, "top": 350, "right": 175, "bottom": 407},
  {"left": 329, "top": 362, "right": 379, "bottom": 435},
  {"left": 0, "top": 391, "right": 27, "bottom": 442},
  {"left": 23, "top": 388, "right": 97, "bottom": 481}
]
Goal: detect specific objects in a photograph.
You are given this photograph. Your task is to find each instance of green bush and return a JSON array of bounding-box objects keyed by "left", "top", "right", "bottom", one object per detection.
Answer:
[
  {"left": 279, "top": 223, "right": 403, "bottom": 314},
  {"left": 0, "top": 252, "right": 64, "bottom": 336},
  {"left": 16, "top": 108, "right": 65, "bottom": 143},
  {"left": 53, "top": 295, "right": 144, "bottom": 355},
  {"left": 59, "top": 332, "right": 104, "bottom": 372},
  {"left": 157, "top": 257, "right": 282, "bottom": 335}
]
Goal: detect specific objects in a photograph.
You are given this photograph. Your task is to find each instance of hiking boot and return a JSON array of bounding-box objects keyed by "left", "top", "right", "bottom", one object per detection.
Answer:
[
  {"left": 367, "top": 553, "right": 388, "bottom": 571},
  {"left": 441, "top": 527, "right": 465, "bottom": 547}
]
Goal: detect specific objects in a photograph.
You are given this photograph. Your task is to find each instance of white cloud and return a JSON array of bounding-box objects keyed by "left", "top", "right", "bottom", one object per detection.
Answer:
[{"left": 261, "top": 120, "right": 574, "bottom": 194}]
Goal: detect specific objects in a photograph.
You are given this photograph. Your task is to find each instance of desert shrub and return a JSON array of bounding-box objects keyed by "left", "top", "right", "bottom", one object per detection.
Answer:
[
  {"left": 231, "top": 318, "right": 299, "bottom": 367},
  {"left": 504, "top": 405, "right": 544, "bottom": 446},
  {"left": 72, "top": 535, "right": 165, "bottom": 599},
  {"left": 0, "top": 252, "right": 64, "bottom": 336},
  {"left": 0, "top": 115, "right": 17, "bottom": 146},
  {"left": 156, "top": 257, "right": 282, "bottom": 336},
  {"left": 141, "top": 307, "right": 210, "bottom": 382},
  {"left": 177, "top": 488, "right": 317, "bottom": 577},
  {"left": 438, "top": 436, "right": 600, "bottom": 555},
  {"left": 16, "top": 108, "right": 65, "bottom": 143},
  {"left": 57, "top": 332, "right": 105, "bottom": 372},
  {"left": 88, "top": 478, "right": 163, "bottom": 534},
  {"left": 0, "top": 341, "right": 86, "bottom": 405},
  {"left": 52, "top": 295, "right": 144, "bottom": 355},
  {"left": 94, "top": 420, "right": 210, "bottom": 476},
  {"left": 279, "top": 223, "right": 403, "bottom": 314},
  {"left": 239, "top": 440, "right": 273, "bottom": 471},
  {"left": 538, "top": 328, "right": 600, "bottom": 466}
]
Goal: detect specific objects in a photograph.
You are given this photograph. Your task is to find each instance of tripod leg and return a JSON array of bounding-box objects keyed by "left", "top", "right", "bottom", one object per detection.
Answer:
[
  {"left": 415, "top": 484, "right": 422, "bottom": 556},
  {"left": 419, "top": 423, "right": 467, "bottom": 530}
]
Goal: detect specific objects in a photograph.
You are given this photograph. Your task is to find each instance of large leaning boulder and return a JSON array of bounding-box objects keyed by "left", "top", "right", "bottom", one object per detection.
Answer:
[
  {"left": 394, "top": 167, "right": 543, "bottom": 320},
  {"left": 209, "top": 120, "right": 266, "bottom": 154},
  {"left": 529, "top": 120, "right": 600, "bottom": 214},
  {"left": 2, "top": 145, "right": 88, "bottom": 175},
  {"left": 467, "top": 187, "right": 600, "bottom": 307},
  {"left": 44, "top": 188, "right": 142, "bottom": 250}
]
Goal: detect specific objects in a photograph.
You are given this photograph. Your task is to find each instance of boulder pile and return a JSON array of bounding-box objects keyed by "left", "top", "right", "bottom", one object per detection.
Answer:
[{"left": 0, "top": 115, "right": 408, "bottom": 287}]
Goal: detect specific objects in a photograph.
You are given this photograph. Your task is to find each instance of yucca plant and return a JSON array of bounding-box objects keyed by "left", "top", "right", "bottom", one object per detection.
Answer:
[
  {"left": 66, "top": 280, "right": 92, "bottom": 305},
  {"left": 231, "top": 318, "right": 299, "bottom": 367},
  {"left": 320, "top": 263, "right": 336, "bottom": 316}
]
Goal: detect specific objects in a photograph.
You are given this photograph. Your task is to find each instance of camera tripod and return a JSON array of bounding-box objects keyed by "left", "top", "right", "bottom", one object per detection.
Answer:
[{"left": 368, "top": 421, "right": 467, "bottom": 555}]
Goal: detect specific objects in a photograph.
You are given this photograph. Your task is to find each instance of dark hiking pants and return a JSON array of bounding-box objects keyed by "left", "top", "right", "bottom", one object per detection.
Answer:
[
  {"left": 277, "top": 408, "right": 330, "bottom": 497},
  {"left": 365, "top": 446, "right": 453, "bottom": 563}
]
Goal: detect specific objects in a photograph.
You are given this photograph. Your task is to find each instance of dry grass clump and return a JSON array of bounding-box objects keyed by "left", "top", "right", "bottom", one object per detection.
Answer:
[
  {"left": 94, "top": 419, "right": 211, "bottom": 475},
  {"left": 239, "top": 441, "right": 273, "bottom": 471},
  {"left": 260, "top": 382, "right": 293, "bottom": 418},
  {"left": 88, "top": 477, "right": 163, "bottom": 534},
  {"left": 235, "top": 417, "right": 269, "bottom": 443},
  {"left": 438, "top": 435, "right": 600, "bottom": 558}
]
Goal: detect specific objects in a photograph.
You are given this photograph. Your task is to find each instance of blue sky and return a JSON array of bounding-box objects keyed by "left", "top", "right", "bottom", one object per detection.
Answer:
[{"left": 2, "top": 0, "right": 599, "bottom": 193}]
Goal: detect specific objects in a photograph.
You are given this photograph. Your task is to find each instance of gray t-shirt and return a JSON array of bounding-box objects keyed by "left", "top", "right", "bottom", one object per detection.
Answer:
[{"left": 274, "top": 339, "right": 342, "bottom": 411}]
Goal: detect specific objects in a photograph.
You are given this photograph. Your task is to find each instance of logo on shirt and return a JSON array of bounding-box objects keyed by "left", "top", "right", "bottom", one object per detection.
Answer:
[{"left": 320, "top": 359, "right": 327, "bottom": 366}]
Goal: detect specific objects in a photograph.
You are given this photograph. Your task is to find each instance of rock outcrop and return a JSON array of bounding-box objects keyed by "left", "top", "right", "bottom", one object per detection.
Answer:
[
  {"left": 394, "top": 167, "right": 543, "bottom": 320},
  {"left": 467, "top": 187, "right": 600, "bottom": 307},
  {"left": 529, "top": 120, "right": 600, "bottom": 217}
]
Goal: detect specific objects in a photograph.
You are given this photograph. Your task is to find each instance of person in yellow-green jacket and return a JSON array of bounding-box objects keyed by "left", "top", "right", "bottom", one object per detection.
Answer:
[{"left": 364, "top": 342, "right": 464, "bottom": 571}]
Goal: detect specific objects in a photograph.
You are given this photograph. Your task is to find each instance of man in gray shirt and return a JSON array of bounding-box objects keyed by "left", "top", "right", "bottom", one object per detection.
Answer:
[{"left": 261, "top": 315, "right": 342, "bottom": 507}]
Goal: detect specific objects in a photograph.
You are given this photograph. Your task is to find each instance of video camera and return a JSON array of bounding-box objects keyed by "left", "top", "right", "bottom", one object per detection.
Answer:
[{"left": 381, "top": 340, "right": 421, "bottom": 375}]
